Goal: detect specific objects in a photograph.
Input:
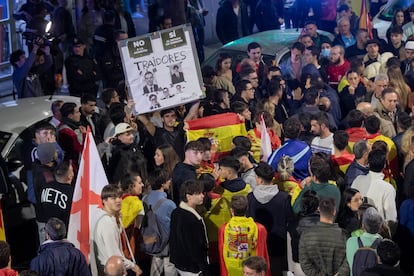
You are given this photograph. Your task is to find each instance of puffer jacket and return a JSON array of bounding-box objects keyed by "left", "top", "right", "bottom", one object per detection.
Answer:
[{"left": 299, "top": 222, "right": 349, "bottom": 276}]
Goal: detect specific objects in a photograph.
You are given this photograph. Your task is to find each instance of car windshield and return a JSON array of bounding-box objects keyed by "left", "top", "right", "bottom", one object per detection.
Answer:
[
  {"left": 0, "top": 131, "right": 12, "bottom": 156},
  {"left": 378, "top": 0, "right": 412, "bottom": 21}
]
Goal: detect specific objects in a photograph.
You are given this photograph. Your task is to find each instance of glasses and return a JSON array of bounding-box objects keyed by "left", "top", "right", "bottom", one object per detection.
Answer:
[{"left": 247, "top": 87, "right": 255, "bottom": 91}]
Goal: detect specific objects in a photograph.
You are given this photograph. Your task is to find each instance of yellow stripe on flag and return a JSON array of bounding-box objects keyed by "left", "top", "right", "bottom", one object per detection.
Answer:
[
  {"left": 0, "top": 203, "right": 6, "bottom": 241},
  {"left": 187, "top": 113, "right": 247, "bottom": 162}
]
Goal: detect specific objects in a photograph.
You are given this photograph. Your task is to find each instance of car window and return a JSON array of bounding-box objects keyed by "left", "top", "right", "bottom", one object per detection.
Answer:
[
  {"left": 276, "top": 51, "right": 291, "bottom": 66},
  {"left": 0, "top": 132, "right": 12, "bottom": 155},
  {"left": 378, "top": 0, "right": 412, "bottom": 21},
  {"left": 6, "top": 118, "right": 51, "bottom": 163},
  {"left": 203, "top": 50, "right": 248, "bottom": 71}
]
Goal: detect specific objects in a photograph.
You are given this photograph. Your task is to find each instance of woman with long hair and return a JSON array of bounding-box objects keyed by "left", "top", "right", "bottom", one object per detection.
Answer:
[
  {"left": 215, "top": 53, "right": 233, "bottom": 82},
  {"left": 120, "top": 172, "right": 145, "bottom": 260},
  {"left": 386, "top": 8, "right": 407, "bottom": 42},
  {"left": 387, "top": 65, "right": 412, "bottom": 113},
  {"left": 154, "top": 144, "right": 180, "bottom": 177},
  {"left": 337, "top": 188, "right": 364, "bottom": 235},
  {"left": 212, "top": 53, "right": 235, "bottom": 94}
]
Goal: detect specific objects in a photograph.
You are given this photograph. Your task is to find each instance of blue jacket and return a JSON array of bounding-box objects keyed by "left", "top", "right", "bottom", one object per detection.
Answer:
[
  {"left": 30, "top": 240, "right": 90, "bottom": 276},
  {"left": 268, "top": 139, "right": 312, "bottom": 180},
  {"left": 344, "top": 160, "right": 369, "bottom": 188},
  {"left": 144, "top": 190, "right": 176, "bottom": 237}
]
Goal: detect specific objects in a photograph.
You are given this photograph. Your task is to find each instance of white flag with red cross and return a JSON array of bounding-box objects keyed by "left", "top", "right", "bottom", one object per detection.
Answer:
[{"left": 67, "top": 128, "right": 108, "bottom": 264}]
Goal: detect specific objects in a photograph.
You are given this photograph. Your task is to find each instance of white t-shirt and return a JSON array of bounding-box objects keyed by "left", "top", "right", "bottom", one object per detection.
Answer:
[{"left": 311, "top": 133, "right": 334, "bottom": 155}]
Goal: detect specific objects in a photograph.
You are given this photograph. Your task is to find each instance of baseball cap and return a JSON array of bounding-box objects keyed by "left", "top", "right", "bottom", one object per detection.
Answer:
[
  {"left": 114, "top": 123, "right": 134, "bottom": 136},
  {"left": 405, "top": 41, "right": 414, "bottom": 50}
]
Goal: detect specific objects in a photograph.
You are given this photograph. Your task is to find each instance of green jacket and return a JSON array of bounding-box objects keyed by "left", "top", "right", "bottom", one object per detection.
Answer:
[
  {"left": 299, "top": 222, "right": 350, "bottom": 276},
  {"left": 292, "top": 181, "right": 341, "bottom": 214}
]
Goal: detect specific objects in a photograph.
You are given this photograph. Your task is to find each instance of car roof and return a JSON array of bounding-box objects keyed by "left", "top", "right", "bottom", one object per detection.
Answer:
[
  {"left": 220, "top": 29, "right": 334, "bottom": 56},
  {"left": 0, "top": 95, "right": 80, "bottom": 135}
]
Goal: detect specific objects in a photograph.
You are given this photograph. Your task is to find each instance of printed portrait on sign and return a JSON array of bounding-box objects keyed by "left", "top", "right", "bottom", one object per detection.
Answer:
[
  {"left": 170, "top": 63, "right": 185, "bottom": 84},
  {"left": 149, "top": 93, "right": 161, "bottom": 110},
  {"left": 142, "top": 71, "right": 160, "bottom": 95}
]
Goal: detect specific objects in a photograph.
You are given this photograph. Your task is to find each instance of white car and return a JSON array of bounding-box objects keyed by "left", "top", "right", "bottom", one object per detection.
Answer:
[
  {"left": 373, "top": 0, "right": 412, "bottom": 40},
  {"left": 0, "top": 95, "right": 80, "bottom": 170}
]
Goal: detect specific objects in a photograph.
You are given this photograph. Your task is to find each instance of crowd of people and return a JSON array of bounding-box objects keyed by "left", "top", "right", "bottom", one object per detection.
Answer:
[{"left": 4, "top": 0, "right": 414, "bottom": 275}]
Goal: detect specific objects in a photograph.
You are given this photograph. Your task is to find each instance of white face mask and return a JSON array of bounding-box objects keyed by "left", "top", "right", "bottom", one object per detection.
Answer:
[{"left": 321, "top": 48, "right": 331, "bottom": 58}]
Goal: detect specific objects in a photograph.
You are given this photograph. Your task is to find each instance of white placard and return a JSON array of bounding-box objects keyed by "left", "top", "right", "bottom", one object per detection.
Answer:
[{"left": 118, "top": 24, "right": 204, "bottom": 114}]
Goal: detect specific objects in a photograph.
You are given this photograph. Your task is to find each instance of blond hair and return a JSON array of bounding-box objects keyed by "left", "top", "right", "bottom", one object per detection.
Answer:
[{"left": 277, "top": 156, "right": 294, "bottom": 181}]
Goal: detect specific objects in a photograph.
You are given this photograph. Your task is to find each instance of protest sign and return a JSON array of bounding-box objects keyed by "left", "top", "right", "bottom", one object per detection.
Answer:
[{"left": 118, "top": 24, "right": 204, "bottom": 114}]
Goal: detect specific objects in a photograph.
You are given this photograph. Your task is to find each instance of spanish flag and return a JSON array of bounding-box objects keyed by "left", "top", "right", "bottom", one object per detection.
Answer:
[
  {"left": 187, "top": 113, "right": 247, "bottom": 162},
  {"left": 359, "top": 0, "right": 373, "bottom": 38},
  {"left": 0, "top": 203, "right": 5, "bottom": 241}
]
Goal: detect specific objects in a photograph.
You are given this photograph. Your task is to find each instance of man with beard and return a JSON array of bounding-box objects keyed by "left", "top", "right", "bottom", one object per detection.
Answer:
[
  {"left": 108, "top": 123, "right": 147, "bottom": 185},
  {"left": 310, "top": 112, "right": 334, "bottom": 155},
  {"left": 138, "top": 105, "right": 199, "bottom": 159},
  {"left": 326, "top": 45, "right": 350, "bottom": 90},
  {"left": 79, "top": 94, "right": 103, "bottom": 143},
  {"left": 402, "top": 40, "right": 414, "bottom": 74}
]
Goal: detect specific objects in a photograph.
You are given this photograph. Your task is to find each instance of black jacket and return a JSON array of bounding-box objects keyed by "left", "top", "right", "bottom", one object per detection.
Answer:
[
  {"left": 30, "top": 240, "right": 91, "bottom": 275},
  {"left": 247, "top": 190, "right": 293, "bottom": 256},
  {"left": 170, "top": 205, "right": 209, "bottom": 274},
  {"left": 101, "top": 44, "right": 125, "bottom": 90},
  {"left": 65, "top": 54, "right": 100, "bottom": 97},
  {"left": 216, "top": 0, "right": 250, "bottom": 44},
  {"left": 35, "top": 180, "right": 74, "bottom": 226},
  {"left": 108, "top": 140, "right": 147, "bottom": 184},
  {"left": 171, "top": 163, "right": 197, "bottom": 204}
]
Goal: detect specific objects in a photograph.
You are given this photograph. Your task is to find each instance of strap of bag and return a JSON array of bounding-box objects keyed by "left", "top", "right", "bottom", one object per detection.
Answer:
[
  {"left": 357, "top": 237, "right": 364, "bottom": 248},
  {"left": 153, "top": 198, "right": 168, "bottom": 212},
  {"left": 357, "top": 237, "right": 381, "bottom": 249},
  {"left": 370, "top": 238, "right": 381, "bottom": 249}
]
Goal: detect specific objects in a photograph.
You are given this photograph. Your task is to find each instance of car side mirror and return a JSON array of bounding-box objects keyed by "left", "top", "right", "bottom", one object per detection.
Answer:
[{"left": 7, "top": 159, "right": 23, "bottom": 173}]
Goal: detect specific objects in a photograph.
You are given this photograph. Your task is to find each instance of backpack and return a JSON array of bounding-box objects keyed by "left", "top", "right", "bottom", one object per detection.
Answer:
[
  {"left": 352, "top": 237, "right": 381, "bottom": 276},
  {"left": 139, "top": 198, "right": 169, "bottom": 256}
]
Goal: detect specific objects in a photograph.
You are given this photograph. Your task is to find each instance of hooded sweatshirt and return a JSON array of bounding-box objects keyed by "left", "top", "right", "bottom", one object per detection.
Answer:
[{"left": 247, "top": 185, "right": 293, "bottom": 256}]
